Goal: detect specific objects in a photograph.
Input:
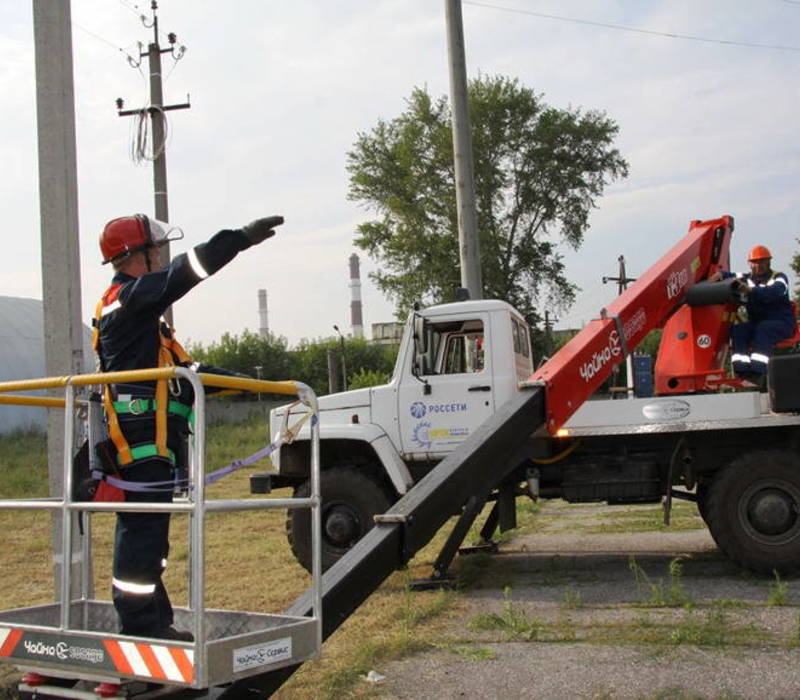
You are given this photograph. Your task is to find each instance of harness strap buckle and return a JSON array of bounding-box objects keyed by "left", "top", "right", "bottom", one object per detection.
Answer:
[{"left": 128, "top": 398, "right": 148, "bottom": 415}]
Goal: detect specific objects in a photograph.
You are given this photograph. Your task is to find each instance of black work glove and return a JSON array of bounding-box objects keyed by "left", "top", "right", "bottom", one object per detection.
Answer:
[{"left": 242, "top": 215, "right": 284, "bottom": 245}]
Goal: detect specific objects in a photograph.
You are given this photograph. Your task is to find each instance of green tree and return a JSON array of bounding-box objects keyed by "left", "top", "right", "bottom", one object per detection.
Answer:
[
  {"left": 792, "top": 238, "right": 800, "bottom": 303},
  {"left": 190, "top": 330, "right": 293, "bottom": 383},
  {"left": 347, "top": 74, "right": 629, "bottom": 319},
  {"left": 288, "top": 337, "right": 398, "bottom": 396}
]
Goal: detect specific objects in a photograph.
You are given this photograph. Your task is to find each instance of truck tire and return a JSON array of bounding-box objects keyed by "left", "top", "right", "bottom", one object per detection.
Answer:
[
  {"left": 705, "top": 450, "right": 800, "bottom": 575},
  {"left": 286, "top": 468, "right": 393, "bottom": 572},
  {"left": 695, "top": 480, "right": 710, "bottom": 522}
]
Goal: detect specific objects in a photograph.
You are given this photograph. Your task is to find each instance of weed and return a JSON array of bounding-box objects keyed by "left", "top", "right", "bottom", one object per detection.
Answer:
[
  {"left": 555, "top": 614, "right": 577, "bottom": 642},
  {"left": 667, "top": 602, "right": 764, "bottom": 648},
  {"left": 470, "top": 586, "right": 542, "bottom": 640},
  {"left": 398, "top": 585, "right": 451, "bottom": 628},
  {"left": 767, "top": 570, "right": 790, "bottom": 607},
  {"left": 439, "top": 643, "right": 497, "bottom": 661},
  {"left": 561, "top": 587, "right": 584, "bottom": 609},
  {"left": 456, "top": 551, "right": 495, "bottom": 588},
  {"left": 518, "top": 499, "right": 542, "bottom": 516},
  {"left": 629, "top": 556, "right": 692, "bottom": 607}
]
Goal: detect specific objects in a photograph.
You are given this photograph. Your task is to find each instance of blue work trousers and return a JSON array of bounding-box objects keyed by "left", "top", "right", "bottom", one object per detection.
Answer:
[
  {"left": 731, "top": 319, "right": 795, "bottom": 375},
  {"left": 112, "top": 458, "right": 174, "bottom": 638}
]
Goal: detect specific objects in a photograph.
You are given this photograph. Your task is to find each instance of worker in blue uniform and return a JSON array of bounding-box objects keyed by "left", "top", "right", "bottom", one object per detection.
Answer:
[
  {"left": 711, "top": 245, "right": 795, "bottom": 385},
  {"left": 93, "top": 213, "right": 283, "bottom": 640}
]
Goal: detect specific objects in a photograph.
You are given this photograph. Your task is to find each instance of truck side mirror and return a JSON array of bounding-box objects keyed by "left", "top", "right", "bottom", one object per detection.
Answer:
[
  {"left": 411, "top": 314, "right": 432, "bottom": 394},
  {"left": 413, "top": 314, "right": 428, "bottom": 355}
]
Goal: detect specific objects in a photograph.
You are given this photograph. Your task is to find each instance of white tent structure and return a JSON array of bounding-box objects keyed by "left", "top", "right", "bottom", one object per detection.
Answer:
[{"left": 0, "top": 296, "right": 93, "bottom": 434}]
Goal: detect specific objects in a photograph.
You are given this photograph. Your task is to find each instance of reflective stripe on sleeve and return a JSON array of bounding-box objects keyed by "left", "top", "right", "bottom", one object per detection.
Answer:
[
  {"left": 770, "top": 277, "right": 788, "bottom": 291},
  {"left": 731, "top": 354, "right": 751, "bottom": 363},
  {"left": 101, "top": 300, "right": 122, "bottom": 317},
  {"left": 187, "top": 248, "right": 209, "bottom": 280},
  {"left": 112, "top": 578, "right": 157, "bottom": 595},
  {"left": 751, "top": 353, "right": 770, "bottom": 365}
]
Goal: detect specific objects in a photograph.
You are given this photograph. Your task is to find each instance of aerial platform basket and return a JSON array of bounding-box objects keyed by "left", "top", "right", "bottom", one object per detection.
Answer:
[{"left": 0, "top": 367, "right": 323, "bottom": 695}]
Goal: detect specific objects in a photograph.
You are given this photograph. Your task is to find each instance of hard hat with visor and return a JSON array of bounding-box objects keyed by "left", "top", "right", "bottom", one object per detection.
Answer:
[{"left": 99, "top": 214, "right": 184, "bottom": 265}]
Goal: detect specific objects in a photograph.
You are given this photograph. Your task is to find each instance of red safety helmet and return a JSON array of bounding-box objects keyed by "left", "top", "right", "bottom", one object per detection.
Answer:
[
  {"left": 99, "top": 215, "right": 184, "bottom": 264},
  {"left": 747, "top": 245, "right": 772, "bottom": 262}
]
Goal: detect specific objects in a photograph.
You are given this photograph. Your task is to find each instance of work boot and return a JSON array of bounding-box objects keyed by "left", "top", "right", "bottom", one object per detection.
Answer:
[{"left": 159, "top": 626, "right": 194, "bottom": 642}]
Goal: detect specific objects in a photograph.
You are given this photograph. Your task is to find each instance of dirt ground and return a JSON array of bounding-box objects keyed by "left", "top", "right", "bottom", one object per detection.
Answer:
[{"left": 365, "top": 501, "right": 800, "bottom": 700}]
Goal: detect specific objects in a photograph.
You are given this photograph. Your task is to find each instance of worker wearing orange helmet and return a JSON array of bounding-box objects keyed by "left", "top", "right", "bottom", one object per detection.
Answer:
[
  {"left": 711, "top": 244, "right": 795, "bottom": 384},
  {"left": 93, "top": 213, "right": 283, "bottom": 640}
]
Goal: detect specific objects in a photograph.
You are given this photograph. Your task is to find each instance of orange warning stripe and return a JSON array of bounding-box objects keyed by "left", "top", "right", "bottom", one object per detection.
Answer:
[
  {"left": 170, "top": 646, "right": 195, "bottom": 683},
  {"left": 136, "top": 642, "right": 166, "bottom": 680},
  {"left": 103, "top": 638, "right": 193, "bottom": 683},
  {"left": 0, "top": 629, "right": 22, "bottom": 657},
  {"left": 103, "top": 640, "right": 133, "bottom": 676}
]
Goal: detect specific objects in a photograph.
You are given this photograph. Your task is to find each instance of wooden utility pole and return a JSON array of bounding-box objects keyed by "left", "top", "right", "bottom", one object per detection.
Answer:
[{"left": 116, "top": 0, "right": 189, "bottom": 324}]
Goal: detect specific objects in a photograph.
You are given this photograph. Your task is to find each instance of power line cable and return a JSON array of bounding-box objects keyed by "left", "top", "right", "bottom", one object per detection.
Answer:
[
  {"left": 463, "top": 1, "right": 800, "bottom": 52},
  {"left": 72, "top": 22, "right": 142, "bottom": 69},
  {"left": 117, "top": 0, "right": 145, "bottom": 16}
]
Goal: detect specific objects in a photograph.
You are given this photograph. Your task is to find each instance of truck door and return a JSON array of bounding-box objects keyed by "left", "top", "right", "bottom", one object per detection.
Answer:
[{"left": 398, "top": 313, "right": 495, "bottom": 458}]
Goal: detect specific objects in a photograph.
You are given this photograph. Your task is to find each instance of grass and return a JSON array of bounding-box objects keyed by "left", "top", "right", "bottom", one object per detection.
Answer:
[
  {"left": 1, "top": 426, "right": 798, "bottom": 696},
  {"left": 629, "top": 556, "right": 693, "bottom": 608},
  {"left": 767, "top": 570, "right": 790, "bottom": 606},
  {"left": 582, "top": 502, "right": 702, "bottom": 534},
  {"left": 0, "top": 421, "right": 545, "bottom": 698},
  {"left": 470, "top": 586, "right": 544, "bottom": 641}
]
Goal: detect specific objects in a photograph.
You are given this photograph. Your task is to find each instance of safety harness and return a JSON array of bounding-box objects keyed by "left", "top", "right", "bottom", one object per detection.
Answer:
[
  {"left": 89, "top": 403, "right": 315, "bottom": 496},
  {"left": 92, "top": 283, "right": 194, "bottom": 467}
]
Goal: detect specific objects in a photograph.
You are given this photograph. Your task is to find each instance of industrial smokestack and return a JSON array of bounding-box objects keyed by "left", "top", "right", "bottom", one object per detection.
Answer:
[
  {"left": 258, "top": 289, "right": 269, "bottom": 338},
  {"left": 349, "top": 253, "right": 364, "bottom": 339}
]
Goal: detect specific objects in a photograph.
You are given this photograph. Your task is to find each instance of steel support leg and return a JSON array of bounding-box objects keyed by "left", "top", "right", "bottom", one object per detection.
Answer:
[{"left": 410, "top": 492, "right": 489, "bottom": 590}]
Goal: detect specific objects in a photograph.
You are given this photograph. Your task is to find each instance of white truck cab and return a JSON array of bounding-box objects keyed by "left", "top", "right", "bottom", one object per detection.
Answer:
[{"left": 269, "top": 299, "right": 534, "bottom": 570}]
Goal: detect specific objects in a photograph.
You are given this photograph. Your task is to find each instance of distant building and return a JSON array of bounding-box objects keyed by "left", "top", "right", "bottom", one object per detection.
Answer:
[
  {"left": 371, "top": 321, "right": 404, "bottom": 345},
  {"left": 0, "top": 296, "right": 93, "bottom": 434}
]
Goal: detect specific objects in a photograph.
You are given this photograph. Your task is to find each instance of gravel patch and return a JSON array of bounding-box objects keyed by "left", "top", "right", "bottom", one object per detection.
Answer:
[{"left": 368, "top": 501, "right": 800, "bottom": 700}]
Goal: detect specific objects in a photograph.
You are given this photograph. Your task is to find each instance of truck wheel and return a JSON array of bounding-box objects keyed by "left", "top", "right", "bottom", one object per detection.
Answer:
[
  {"left": 695, "top": 480, "right": 710, "bottom": 522},
  {"left": 705, "top": 451, "right": 800, "bottom": 575},
  {"left": 286, "top": 468, "right": 393, "bottom": 572}
]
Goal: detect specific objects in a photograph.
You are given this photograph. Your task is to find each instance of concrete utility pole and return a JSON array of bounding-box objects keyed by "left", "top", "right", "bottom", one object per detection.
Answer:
[
  {"left": 117, "top": 0, "right": 189, "bottom": 324},
  {"left": 32, "top": 0, "right": 85, "bottom": 598},
  {"left": 543, "top": 310, "right": 558, "bottom": 358},
  {"left": 444, "top": 0, "right": 482, "bottom": 300},
  {"left": 603, "top": 255, "right": 637, "bottom": 398}
]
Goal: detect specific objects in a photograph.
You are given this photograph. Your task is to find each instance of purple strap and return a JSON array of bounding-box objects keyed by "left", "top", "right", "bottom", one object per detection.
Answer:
[
  {"left": 92, "top": 439, "right": 282, "bottom": 494},
  {"left": 94, "top": 414, "right": 317, "bottom": 494}
]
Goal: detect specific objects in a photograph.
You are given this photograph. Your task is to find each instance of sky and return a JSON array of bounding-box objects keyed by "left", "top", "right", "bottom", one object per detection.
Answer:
[{"left": 1, "top": 0, "right": 799, "bottom": 347}]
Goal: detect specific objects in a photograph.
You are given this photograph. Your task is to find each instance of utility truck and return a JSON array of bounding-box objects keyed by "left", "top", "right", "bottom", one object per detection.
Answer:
[
  {"left": 4, "top": 215, "right": 800, "bottom": 699},
  {"left": 263, "top": 215, "right": 800, "bottom": 578}
]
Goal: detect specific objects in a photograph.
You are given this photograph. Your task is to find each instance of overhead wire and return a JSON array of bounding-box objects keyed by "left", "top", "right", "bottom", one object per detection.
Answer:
[
  {"left": 71, "top": 22, "right": 142, "bottom": 70},
  {"left": 462, "top": 1, "right": 800, "bottom": 52},
  {"left": 76, "top": 4, "right": 184, "bottom": 164}
]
